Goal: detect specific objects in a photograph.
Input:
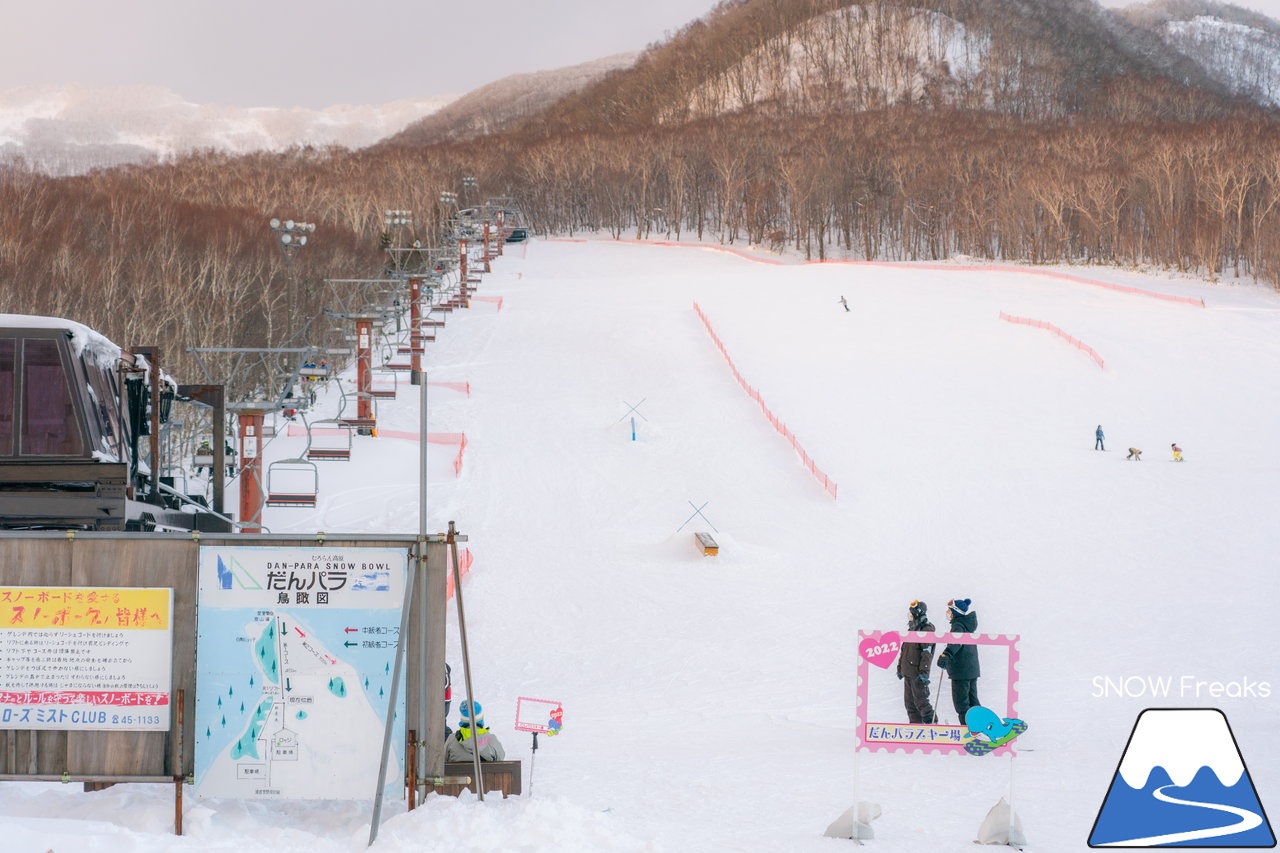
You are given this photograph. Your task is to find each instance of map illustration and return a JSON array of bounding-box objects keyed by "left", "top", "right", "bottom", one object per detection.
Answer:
[{"left": 194, "top": 546, "right": 407, "bottom": 800}]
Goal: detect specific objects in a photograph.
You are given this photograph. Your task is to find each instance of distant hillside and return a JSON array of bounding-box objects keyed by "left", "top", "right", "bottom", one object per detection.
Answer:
[
  {"left": 1116, "top": 0, "right": 1280, "bottom": 105},
  {"left": 524, "top": 0, "right": 1238, "bottom": 136},
  {"left": 383, "top": 53, "right": 639, "bottom": 146},
  {"left": 0, "top": 85, "right": 457, "bottom": 175}
]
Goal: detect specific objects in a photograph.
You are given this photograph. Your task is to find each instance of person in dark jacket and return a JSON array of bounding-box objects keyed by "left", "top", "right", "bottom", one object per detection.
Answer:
[
  {"left": 936, "top": 598, "right": 980, "bottom": 725},
  {"left": 896, "top": 600, "right": 936, "bottom": 724}
]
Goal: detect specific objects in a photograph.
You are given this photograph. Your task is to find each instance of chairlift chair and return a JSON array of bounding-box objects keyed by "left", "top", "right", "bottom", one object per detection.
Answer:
[
  {"left": 369, "top": 370, "right": 398, "bottom": 399},
  {"left": 265, "top": 458, "right": 319, "bottom": 507},
  {"left": 306, "top": 418, "right": 354, "bottom": 461},
  {"left": 299, "top": 363, "right": 331, "bottom": 380}
]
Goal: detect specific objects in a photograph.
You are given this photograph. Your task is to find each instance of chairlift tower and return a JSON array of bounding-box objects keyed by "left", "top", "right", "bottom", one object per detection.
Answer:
[
  {"left": 188, "top": 345, "right": 335, "bottom": 531},
  {"left": 385, "top": 245, "right": 454, "bottom": 375},
  {"left": 323, "top": 278, "right": 403, "bottom": 434}
]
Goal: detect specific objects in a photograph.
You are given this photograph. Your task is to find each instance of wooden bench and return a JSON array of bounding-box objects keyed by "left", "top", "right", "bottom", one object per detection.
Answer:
[
  {"left": 433, "top": 760, "right": 522, "bottom": 799},
  {"left": 695, "top": 532, "right": 719, "bottom": 556}
]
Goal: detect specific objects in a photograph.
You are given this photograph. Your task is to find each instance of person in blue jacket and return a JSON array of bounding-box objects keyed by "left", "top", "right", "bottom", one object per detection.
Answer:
[
  {"left": 937, "top": 598, "right": 981, "bottom": 725},
  {"left": 1095, "top": 425, "right": 1105, "bottom": 451}
]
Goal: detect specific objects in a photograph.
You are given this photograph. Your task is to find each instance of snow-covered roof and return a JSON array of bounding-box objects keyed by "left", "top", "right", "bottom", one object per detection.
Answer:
[{"left": 0, "top": 313, "right": 123, "bottom": 370}]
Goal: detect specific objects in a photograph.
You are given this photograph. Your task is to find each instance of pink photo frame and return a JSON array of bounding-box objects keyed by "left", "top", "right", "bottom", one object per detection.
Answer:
[
  {"left": 856, "top": 629, "right": 1022, "bottom": 756},
  {"left": 514, "top": 696, "right": 563, "bottom": 734}
]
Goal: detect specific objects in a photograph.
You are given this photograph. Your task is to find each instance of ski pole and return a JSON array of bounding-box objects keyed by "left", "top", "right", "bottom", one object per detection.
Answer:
[{"left": 933, "top": 667, "right": 947, "bottom": 724}]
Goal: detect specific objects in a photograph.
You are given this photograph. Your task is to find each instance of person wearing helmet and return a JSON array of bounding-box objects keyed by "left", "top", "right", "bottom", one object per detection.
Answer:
[
  {"left": 445, "top": 699, "right": 506, "bottom": 762},
  {"left": 896, "top": 600, "right": 937, "bottom": 724}
]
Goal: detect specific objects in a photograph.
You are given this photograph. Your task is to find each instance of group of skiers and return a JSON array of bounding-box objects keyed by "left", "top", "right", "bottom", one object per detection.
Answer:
[
  {"left": 1095, "top": 426, "right": 1184, "bottom": 462},
  {"left": 193, "top": 440, "right": 237, "bottom": 477},
  {"left": 896, "top": 598, "right": 981, "bottom": 725}
]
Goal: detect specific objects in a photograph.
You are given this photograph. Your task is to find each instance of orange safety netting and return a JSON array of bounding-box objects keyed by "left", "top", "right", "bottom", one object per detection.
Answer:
[
  {"left": 287, "top": 427, "right": 468, "bottom": 474},
  {"left": 428, "top": 381, "right": 471, "bottom": 395},
  {"left": 472, "top": 295, "right": 504, "bottom": 310},
  {"left": 999, "top": 312, "right": 1105, "bottom": 369},
  {"left": 693, "top": 302, "right": 839, "bottom": 500},
  {"left": 446, "top": 547, "right": 473, "bottom": 600},
  {"left": 549, "top": 238, "right": 1207, "bottom": 307}
]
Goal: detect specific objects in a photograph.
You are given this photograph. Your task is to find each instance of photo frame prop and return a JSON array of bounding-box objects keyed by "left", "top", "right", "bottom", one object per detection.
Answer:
[
  {"left": 514, "top": 696, "right": 563, "bottom": 735},
  {"left": 856, "top": 629, "right": 1021, "bottom": 756}
]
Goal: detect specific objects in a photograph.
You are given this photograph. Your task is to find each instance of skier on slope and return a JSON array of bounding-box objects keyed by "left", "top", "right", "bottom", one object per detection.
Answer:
[
  {"left": 1171, "top": 443, "right": 1183, "bottom": 462},
  {"left": 446, "top": 700, "right": 506, "bottom": 762},
  {"left": 1095, "top": 425, "right": 1105, "bottom": 451},
  {"left": 1126, "top": 447, "right": 1142, "bottom": 461},
  {"left": 896, "top": 600, "right": 936, "bottom": 724},
  {"left": 839, "top": 295, "right": 850, "bottom": 312},
  {"left": 937, "top": 598, "right": 981, "bottom": 726}
]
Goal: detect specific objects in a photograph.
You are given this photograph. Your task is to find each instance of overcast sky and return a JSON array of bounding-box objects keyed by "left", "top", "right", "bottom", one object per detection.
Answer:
[{"left": 1, "top": 0, "right": 1279, "bottom": 109}]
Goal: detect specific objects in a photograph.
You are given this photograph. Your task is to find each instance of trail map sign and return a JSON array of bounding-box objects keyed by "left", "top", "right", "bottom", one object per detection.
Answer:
[
  {"left": 0, "top": 586, "right": 173, "bottom": 731},
  {"left": 194, "top": 545, "right": 407, "bottom": 800}
]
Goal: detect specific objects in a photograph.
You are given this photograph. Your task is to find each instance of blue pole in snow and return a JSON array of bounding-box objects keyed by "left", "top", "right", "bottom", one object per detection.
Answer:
[{"left": 631, "top": 417, "right": 636, "bottom": 441}]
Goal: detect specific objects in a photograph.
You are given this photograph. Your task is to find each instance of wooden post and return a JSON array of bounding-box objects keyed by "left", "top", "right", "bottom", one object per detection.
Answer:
[
  {"left": 174, "top": 689, "right": 184, "bottom": 836},
  {"left": 407, "top": 729, "right": 417, "bottom": 810}
]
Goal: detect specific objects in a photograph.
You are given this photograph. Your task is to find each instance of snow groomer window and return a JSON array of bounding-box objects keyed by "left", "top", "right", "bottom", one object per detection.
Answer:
[{"left": 21, "top": 337, "right": 84, "bottom": 456}]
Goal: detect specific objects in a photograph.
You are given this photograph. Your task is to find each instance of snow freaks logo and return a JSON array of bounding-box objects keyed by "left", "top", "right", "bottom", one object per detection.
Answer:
[
  {"left": 1092, "top": 675, "right": 1272, "bottom": 700},
  {"left": 1088, "top": 709, "right": 1276, "bottom": 848}
]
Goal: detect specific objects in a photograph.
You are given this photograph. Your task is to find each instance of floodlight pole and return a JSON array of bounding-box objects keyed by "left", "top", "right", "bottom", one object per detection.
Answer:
[{"left": 270, "top": 218, "right": 315, "bottom": 342}]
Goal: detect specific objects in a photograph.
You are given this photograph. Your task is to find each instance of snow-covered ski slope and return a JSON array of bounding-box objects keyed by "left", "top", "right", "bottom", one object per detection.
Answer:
[{"left": 3, "top": 239, "right": 1278, "bottom": 852}]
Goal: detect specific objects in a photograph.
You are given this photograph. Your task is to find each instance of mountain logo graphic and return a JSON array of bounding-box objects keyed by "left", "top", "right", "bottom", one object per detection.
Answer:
[
  {"left": 215, "top": 555, "right": 264, "bottom": 591},
  {"left": 1089, "top": 708, "right": 1275, "bottom": 847}
]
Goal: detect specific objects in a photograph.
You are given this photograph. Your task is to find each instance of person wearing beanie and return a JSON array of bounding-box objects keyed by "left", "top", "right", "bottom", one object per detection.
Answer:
[
  {"left": 936, "top": 598, "right": 981, "bottom": 724},
  {"left": 445, "top": 699, "right": 507, "bottom": 762},
  {"left": 1095, "top": 425, "right": 1105, "bottom": 451},
  {"left": 896, "top": 600, "right": 937, "bottom": 724}
]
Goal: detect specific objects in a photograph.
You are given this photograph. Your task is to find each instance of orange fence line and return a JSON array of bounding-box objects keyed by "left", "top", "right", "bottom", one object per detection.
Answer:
[
  {"left": 472, "top": 295, "right": 504, "bottom": 310},
  {"left": 998, "top": 312, "right": 1105, "bottom": 369},
  {"left": 428, "top": 381, "right": 471, "bottom": 395},
  {"left": 446, "top": 547, "right": 473, "bottom": 600},
  {"left": 546, "top": 237, "right": 1205, "bottom": 307},
  {"left": 285, "top": 426, "right": 468, "bottom": 474},
  {"left": 692, "top": 302, "right": 838, "bottom": 499}
]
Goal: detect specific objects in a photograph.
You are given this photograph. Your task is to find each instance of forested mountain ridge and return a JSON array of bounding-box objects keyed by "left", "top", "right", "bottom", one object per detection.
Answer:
[
  {"left": 5, "top": 0, "right": 1280, "bottom": 402},
  {"left": 1118, "top": 0, "right": 1280, "bottom": 106}
]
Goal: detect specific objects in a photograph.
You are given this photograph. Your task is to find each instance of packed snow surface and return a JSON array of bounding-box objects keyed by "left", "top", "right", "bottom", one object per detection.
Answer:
[{"left": 2, "top": 239, "right": 1277, "bottom": 851}]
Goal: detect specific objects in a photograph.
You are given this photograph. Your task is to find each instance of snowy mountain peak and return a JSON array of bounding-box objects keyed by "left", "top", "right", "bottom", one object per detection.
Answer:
[
  {"left": 1117, "top": 709, "right": 1245, "bottom": 789},
  {"left": 0, "top": 84, "right": 458, "bottom": 175}
]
